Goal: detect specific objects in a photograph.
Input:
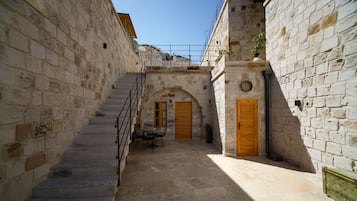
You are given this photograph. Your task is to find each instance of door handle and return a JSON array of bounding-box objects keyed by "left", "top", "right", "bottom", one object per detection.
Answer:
[{"left": 238, "top": 122, "right": 240, "bottom": 130}]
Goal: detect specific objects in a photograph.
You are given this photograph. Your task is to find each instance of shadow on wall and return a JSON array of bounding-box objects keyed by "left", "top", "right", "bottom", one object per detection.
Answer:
[
  {"left": 270, "top": 73, "right": 315, "bottom": 173},
  {"left": 209, "top": 82, "right": 223, "bottom": 152}
]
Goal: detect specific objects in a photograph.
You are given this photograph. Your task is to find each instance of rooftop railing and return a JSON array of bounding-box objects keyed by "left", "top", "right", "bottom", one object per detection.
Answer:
[{"left": 139, "top": 44, "right": 226, "bottom": 67}]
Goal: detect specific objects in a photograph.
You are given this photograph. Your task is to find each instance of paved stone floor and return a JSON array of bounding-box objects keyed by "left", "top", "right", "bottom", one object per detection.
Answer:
[{"left": 116, "top": 137, "right": 332, "bottom": 201}]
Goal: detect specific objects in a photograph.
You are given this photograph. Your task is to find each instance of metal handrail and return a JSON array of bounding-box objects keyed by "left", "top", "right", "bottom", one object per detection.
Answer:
[{"left": 115, "top": 67, "right": 145, "bottom": 186}]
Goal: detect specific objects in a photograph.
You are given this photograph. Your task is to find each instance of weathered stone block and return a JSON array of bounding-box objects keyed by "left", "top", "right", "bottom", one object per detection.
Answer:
[
  {"left": 333, "top": 156, "right": 352, "bottom": 169},
  {"left": 316, "top": 129, "right": 329, "bottom": 141},
  {"left": 337, "top": 1, "right": 357, "bottom": 20},
  {"left": 344, "top": 39, "right": 357, "bottom": 56},
  {"left": 326, "top": 96, "right": 341, "bottom": 107},
  {"left": 322, "top": 152, "right": 333, "bottom": 165},
  {"left": 0, "top": 65, "right": 16, "bottom": 85},
  {"left": 33, "top": 163, "right": 50, "bottom": 181},
  {"left": 46, "top": 49, "right": 58, "bottom": 66},
  {"left": 25, "top": 151, "right": 46, "bottom": 171},
  {"left": 329, "top": 131, "right": 346, "bottom": 144},
  {"left": 347, "top": 134, "right": 357, "bottom": 147},
  {"left": 321, "top": 35, "right": 338, "bottom": 52},
  {"left": 15, "top": 123, "right": 33, "bottom": 142},
  {"left": 30, "top": 41, "right": 46, "bottom": 59},
  {"left": 331, "top": 108, "right": 346, "bottom": 119},
  {"left": 26, "top": 55, "right": 42, "bottom": 73},
  {"left": 326, "top": 142, "right": 342, "bottom": 155},
  {"left": 339, "top": 69, "right": 356, "bottom": 81},
  {"left": 35, "top": 74, "right": 49, "bottom": 90},
  {"left": 330, "top": 82, "right": 345, "bottom": 95},
  {"left": 313, "top": 139, "right": 326, "bottom": 151},
  {"left": 311, "top": 118, "right": 323, "bottom": 129},
  {"left": 344, "top": 53, "right": 357, "bottom": 69},
  {"left": 324, "top": 119, "right": 339, "bottom": 131},
  {"left": 0, "top": 105, "right": 26, "bottom": 124},
  {"left": 347, "top": 107, "right": 357, "bottom": 120},
  {"left": 304, "top": 136, "right": 313, "bottom": 147},
  {"left": 324, "top": 72, "right": 338, "bottom": 83},
  {"left": 342, "top": 145, "right": 357, "bottom": 160},
  {"left": 6, "top": 158, "right": 25, "bottom": 178},
  {"left": 7, "top": 47, "right": 26, "bottom": 69},
  {"left": 316, "top": 85, "right": 329, "bottom": 96},
  {"left": 309, "top": 148, "right": 322, "bottom": 160},
  {"left": 9, "top": 29, "right": 28, "bottom": 53},
  {"left": 329, "top": 58, "right": 344, "bottom": 72},
  {"left": 336, "top": 13, "right": 357, "bottom": 33},
  {"left": 32, "top": 91, "right": 42, "bottom": 105},
  {"left": 314, "top": 97, "right": 326, "bottom": 108},
  {"left": 7, "top": 142, "right": 24, "bottom": 158},
  {"left": 24, "top": 108, "right": 41, "bottom": 122},
  {"left": 5, "top": 88, "right": 32, "bottom": 105},
  {"left": 328, "top": 46, "right": 343, "bottom": 61}
]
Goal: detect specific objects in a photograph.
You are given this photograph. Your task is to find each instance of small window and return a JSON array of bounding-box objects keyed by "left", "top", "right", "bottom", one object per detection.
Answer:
[{"left": 154, "top": 102, "right": 167, "bottom": 128}]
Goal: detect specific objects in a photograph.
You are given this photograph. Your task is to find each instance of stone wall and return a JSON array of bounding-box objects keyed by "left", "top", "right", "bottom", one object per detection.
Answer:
[
  {"left": 141, "top": 68, "right": 213, "bottom": 139},
  {"left": 201, "top": 0, "right": 265, "bottom": 65},
  {"left": 0, "top": 0, "right": 139, "bottom": 200},
  {"left": 265, "top": 0, "right": 357, "bottom": 173},
  {"left": 229, "top": 0, "right": 265, "bottom": 61},
  {"left": 211, "top": 57, "right": 268, "bottom": 156}
]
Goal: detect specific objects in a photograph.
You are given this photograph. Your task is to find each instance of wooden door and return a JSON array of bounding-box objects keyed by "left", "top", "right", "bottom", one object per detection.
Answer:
[
  {"left": 175, "top": 102, "right": 192, "bottom": 139},
  {"left": 236, "top": 99, "right": 258, "bottom": 155}
]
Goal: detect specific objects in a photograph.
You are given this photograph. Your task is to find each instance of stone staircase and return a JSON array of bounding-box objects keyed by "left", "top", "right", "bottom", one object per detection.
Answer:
[{"left": 30, "top": 73, "right": 143, "bottom": 201}]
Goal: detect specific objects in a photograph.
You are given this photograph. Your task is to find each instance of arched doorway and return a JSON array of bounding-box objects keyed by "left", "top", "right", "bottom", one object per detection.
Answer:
[{"left": 141, "top": 88, "right": 202, "bottom": 139}]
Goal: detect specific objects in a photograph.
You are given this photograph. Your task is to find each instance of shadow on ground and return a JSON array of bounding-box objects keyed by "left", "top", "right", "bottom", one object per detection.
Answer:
[
  {"left": 116, "top": 138, "right": 253, "bottom": 201},
  {"left": 116, "top": 138, "right": 330, "bottom": 201}
]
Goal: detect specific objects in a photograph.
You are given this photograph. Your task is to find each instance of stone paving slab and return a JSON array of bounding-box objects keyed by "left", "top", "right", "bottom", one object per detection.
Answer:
[{"left": 116, "top": 138, "right": 333, "bottom": 201}]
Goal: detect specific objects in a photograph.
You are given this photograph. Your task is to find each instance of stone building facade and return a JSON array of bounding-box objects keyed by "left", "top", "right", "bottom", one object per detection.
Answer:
[
  {"left": 201, "top": 0, "right": 268, "bottom": 157},
  {"left": 265, "top": 0, "right": 357, "bottom": 172},
  {"left": 201, "top": 0, "right": 265, "bottom": 66},
  {"left": 140, "top": 67, "right": 213, "bottom": 139},
  {"left": 0, "top": 0, "right": 139, "bottom": 200}
]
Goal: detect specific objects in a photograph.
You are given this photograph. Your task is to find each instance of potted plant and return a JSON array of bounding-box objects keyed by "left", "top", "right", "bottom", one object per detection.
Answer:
[
  {"left": 205, "top": 124, "right": 213, "bottom": 143},
  {"left": 215, "top": 49, "right": 232, "bottom": 62},
  {"left": 251, "top": 31, "right": 266, "bottom": 60}
]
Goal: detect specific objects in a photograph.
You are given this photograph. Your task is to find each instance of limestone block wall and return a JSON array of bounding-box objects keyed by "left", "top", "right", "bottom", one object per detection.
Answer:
[
  {"left": 0, "top": 0, "right": 139, "bottom": 200},
  {"left": 211, "top": 58, "right": 267, "bottom": 156},
  {"left": 141, "top": 68, "right": 213, "bottom": 139},
  {"left": 229, "top": 0, "right": 265, "bottom": 61},
  {"left": 211, "top": 59, "right": 226, "bottom": 151},
  {"left": 201, "top": 0, "right": 265, "bottom": 65},
  {"left": 265, "top": 0, "right": 357, "bottom": 172}
]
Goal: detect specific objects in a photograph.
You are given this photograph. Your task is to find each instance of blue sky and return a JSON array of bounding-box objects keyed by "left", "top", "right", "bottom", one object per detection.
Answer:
[{"left": 111, "top": 0, "right": 222, "bottom": 46}]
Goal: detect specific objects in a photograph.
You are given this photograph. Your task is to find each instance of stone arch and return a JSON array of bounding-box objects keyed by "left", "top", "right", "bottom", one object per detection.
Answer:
[{"left": 140, "top": 87, "right": 203, "bottom": 139}]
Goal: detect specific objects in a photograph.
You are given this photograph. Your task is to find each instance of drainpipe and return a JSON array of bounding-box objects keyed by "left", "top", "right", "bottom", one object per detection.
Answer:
[{"left": 262, "top": 68, "right": 272, "bottom": 158}]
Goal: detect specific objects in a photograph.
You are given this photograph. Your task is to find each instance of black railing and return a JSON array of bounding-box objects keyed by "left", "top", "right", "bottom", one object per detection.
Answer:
[{"left": 114, "top": 69, "right": 145, "bottom": 186}]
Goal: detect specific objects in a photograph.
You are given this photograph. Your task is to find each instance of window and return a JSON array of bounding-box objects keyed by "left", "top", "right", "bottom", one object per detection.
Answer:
[{"left": 154, "top": 102, "right": 167, "bottom": 128}]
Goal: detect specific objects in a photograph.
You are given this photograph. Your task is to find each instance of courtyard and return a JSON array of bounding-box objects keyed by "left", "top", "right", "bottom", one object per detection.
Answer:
[{"left": 116, "top": 137, "right": 332, "bottom": 201}]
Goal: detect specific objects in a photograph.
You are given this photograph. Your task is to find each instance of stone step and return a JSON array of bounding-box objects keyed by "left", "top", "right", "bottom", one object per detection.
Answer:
[
  {"left": 29, "top": 73, "right": 142, "bottom": 201},
  {"left": 50, "top": 160, "right": 117, "bottom": 177},
  {"left": 31, "top": 176, "right": 117, "bottom": 198},
  {"left": 89, "top": 116, "right": 129, "bottom": 125},
  {"left": 63, "top": 146, "right": 117, "bottom": 161},
  {"left": 30, "top": 197, "right": 114, "bottom": 201},
  {"left": 81, "top": 125, "right": 116, "bottom": 135},
  {"left": 104, "top": 98, "right": 127, "bottom": 105},
  {"left": 73, "top": 133, "right": 116, "bottom": 146}
]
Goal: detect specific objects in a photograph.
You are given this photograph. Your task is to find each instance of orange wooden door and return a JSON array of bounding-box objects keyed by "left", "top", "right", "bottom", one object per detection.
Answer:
[
  {"left": 175, "top": 102, "right": 192, "bottom": 139},
  {"left": 236, "top": 99, "right": 258, "bottom": 156}
]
